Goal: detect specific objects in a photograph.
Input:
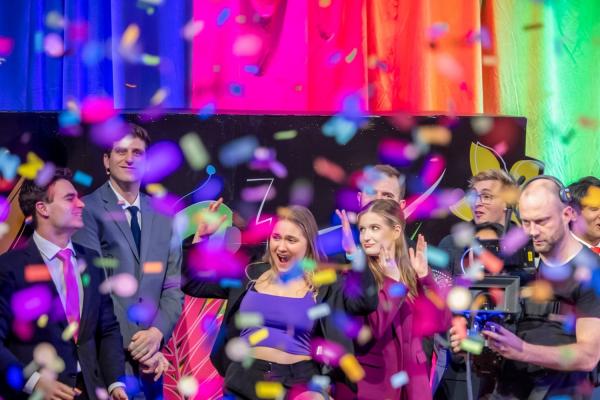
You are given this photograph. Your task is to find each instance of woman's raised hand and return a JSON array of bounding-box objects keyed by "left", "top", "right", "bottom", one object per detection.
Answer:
[
  {"left": 335, "top": 209, "right": 357, "bottom": 255},
  {"left": 192, "top": 197, "right": 227, "bottom": 244},
  {"left": 408, "top": 234, "right": 429, "bottom": 278}
]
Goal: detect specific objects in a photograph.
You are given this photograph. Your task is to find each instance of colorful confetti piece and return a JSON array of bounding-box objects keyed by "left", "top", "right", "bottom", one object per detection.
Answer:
[{"left": 248, "top": 328, "right": 269, "bottom": 345}]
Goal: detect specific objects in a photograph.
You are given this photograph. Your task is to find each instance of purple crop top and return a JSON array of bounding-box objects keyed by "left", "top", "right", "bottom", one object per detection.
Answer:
[{"left": 239, "top": 286, "right": 316, "bottom": 356}]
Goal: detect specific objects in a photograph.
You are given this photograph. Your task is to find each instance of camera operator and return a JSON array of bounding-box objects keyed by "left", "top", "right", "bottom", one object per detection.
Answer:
[{"left": 451, "top": 175, "right": 600, "bottom": 399}]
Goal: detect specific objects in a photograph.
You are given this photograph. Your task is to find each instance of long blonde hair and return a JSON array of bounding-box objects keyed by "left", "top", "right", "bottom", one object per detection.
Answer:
[
  {"left": 358, "top": 199, "right": 418, "bottom": 299},
  {"left": 257, "top": 206, "right": 323, "bottom": 296}
]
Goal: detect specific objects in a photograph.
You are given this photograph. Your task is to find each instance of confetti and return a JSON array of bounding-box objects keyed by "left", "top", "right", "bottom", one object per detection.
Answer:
[
  {"left": 24, "top": 264, "right": 52, "bottom": 282},
  {"left": 307, "top": 304, "right": 331, "bottom": 320},
  {"left": 274, "top": 130, "right": 297, "bottom": 140},
  {"left": 17, "top": 152, "right": 44, "bottom": 180},
  {"left": 427, "top": 246, "right": 450, "bottom": 268},
  {"left": 523, "top": 22, "right": 544, "bottom": 31},
  {"left": 143, "top": 262, "right": 163, "bottom": 274},
  {"left": 150, "top": 88, "right": 168, "bottom": 105},
  {"left": 241, "top": 184, "right": 277, "bottom": 203},
  {"left": 289, "top": 179, "right": 313, "bottom": 207},
  {"left": 377, "top": 138, "right": 418, "bottom": 167},
  {"left": 141, "top": 54, "right": 160, "bottom": 66},
  {"left": 421, "top": 155, "right": 446, "bottom": 186},
  {"left": 225, "top": 337, "right": 250, "bottom": 362},
  {"left": 345, "top": 48, "right": 358, "bottom": 63},
  {"left": 34, "top": 343, "right": 57, "bottom": 367},
  {"left": 44, "top": 33, "right": 64, "bottom": 57},
  {"left": 99, "top": 273, "right": 138, "bottom": 297},
  {"left": 177, "top": 376, "right": 199, "bottom": 397},
  {"left": 322, "top": 116, "right": 358, "bottom": 145},
  {"left": 447, "top": 286, "right": 472, "bottom": 312},
  {"left": 311, "top": 338, "right": 345, "bottom": 366},
  {"left": 313, "top": 269, "right": 337, "bottom": 286},
  {"left": 180, "top": 132, "right": 210, "bottom": 170},
  {"left": 73, "top": 170, "right": 93, "bottom": 187},
  {"left": 460, "top": 337, "right": 484, "bottom": 355},
  {"left": 217, "top": 8, "right": 231, "bottom": 26},
  {"left": 390, "top": 371, "right": 409, "bottom": 388},
  {"left": 233, "top": 34, "right": 263, "bottom": 57},
  {"left": 81, "top": 96, "right": 117, "bottom": 124},
  {"left": 219, "top": 135, "right": 259, "bottom": 168},
  {"left": 94, "top": 257, "right": 119, "bottom": 269},
  {"left": 415, "top": 125, "right": 452, "bottom": 146},
  {"left": 37, "top": 314, "right": 49, "bottom": 328},
  {"left": 389, "top": 282, "right": 407, "bottom": 297},
  {"left": 182, "top": 20, "right": 204, "bottom": 40},
  {"left": 428, "top": 22, "right": 449, "bottom": 41},
  {"left": 143, "top": 141, "right": 183, "bottom": 183},
  {"left": 313, "top": 157, "right": 346, "bottom": 184},
  {"left": 356, "top": 325, "right": 372, "bottom": 345},
  {"left": 0, "top": 148, "right": 21, "bottom": 180},
  {"left": 121, "top": 24, "right": 140, "bottom": 48},
  {"left": 478, "top": 249, "right": 504, "bottom": 274},
  {"left": 45, "top": 11, "right": 65, "bottom": 29},
  {"left": 255, "top": 382, "right": 284, "bottom": 399},
  {"left": 581, "top": 186, "right": 600, "bottom": 208},
  {"left": 62, "top": 321, "right": 79, "bottom": 341},
  {"left": 248, "top": 328, "right": 269, "bottom": 345},
  {"left": 471, "top": 117, "right": 494, "bottom": 135},
  {"left": 235, "top": 312, "right": 264, "bottom": 329},
  {"left": 339, "top": 354, "right": 365, "bottom": 382},
  {"left": 11, "top": 286, "right": 52, "bottom": 321},
  {"left": 435, "top": 53, "right": 463, "bottom": 81},
  {"left": 0, "top": 36, "right": 15, "bottom": 56}
]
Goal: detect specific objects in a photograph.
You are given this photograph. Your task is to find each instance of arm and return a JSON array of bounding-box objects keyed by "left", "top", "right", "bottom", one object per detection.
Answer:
[
  {"left": 365, "top": 285, "right": 405, "bottom": 340},
  {"left": 340, "top": 266, "right": 379, "bottom": 315},
  {"left": 96, "top": 279, "right": 126, "bottom": 389},
  {"left": 484, "top": 318, "right": 600, "bottom": 372}
]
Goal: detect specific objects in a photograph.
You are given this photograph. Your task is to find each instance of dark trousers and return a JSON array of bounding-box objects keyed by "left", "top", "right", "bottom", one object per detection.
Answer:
[
  {"left": 125, "top": 353, "right": 163, "bottom": 400},
  {"left": 224, "top": 359, "right": 321, "bottom": 400},
  {"left": 75, "top": 373, "right": 90, "bottom": 400}
]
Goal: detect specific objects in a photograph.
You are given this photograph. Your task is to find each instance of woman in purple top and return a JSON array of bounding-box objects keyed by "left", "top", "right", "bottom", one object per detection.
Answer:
[{"left": 351, "top": 199, "right": 447, "bottom": 400}]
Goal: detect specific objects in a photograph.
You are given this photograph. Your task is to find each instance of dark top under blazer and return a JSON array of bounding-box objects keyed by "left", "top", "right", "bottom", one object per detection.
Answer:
[
  {"left": 0, "top": 240, "right": 125, "bottom": 400},
  {"left": 182, "top": 261, "right": 379, "bottom": 394}
]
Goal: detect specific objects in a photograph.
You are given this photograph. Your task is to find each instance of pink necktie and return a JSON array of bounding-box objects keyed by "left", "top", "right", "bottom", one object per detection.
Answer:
[{"left": 56, "top": 248, "right": 80, "bottom": 342}]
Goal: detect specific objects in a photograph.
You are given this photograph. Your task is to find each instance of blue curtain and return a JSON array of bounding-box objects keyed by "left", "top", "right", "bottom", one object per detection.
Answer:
[{"left": 0, "top": 0, "right": 188, "bottom": 110}]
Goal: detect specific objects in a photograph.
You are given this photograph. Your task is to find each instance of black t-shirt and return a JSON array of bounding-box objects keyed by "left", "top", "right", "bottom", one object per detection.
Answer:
[{"left": 511, "top": 246, "right": 600, "bottom": 374}]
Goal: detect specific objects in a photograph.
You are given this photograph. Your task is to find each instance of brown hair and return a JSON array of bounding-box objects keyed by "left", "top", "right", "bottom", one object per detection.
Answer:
[
  {"left": 104, "top": 123, "right": 151, "bottom": 155},
  {"left": 19, "top": 168, "right": 73, "bottom": 228},
  {"left": 357, "top": 199, "right": 418, "bottom": 299},
  {"left": 468, "top": 169, "right": 516, "bottom": 190},
  {"left": 373, "top": 164, "right": 406, "bottom": 199}
]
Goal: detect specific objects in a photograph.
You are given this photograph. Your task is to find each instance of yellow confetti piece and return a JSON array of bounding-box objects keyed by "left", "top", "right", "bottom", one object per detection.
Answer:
[
  {"left": 521, "top": 280, "right": 553, "bottom": 303},
  {"left": 582, "top": 186, "right": 600, "bottom": 208},
  {"left": 345, "top": 48, "right": 358, "bottom": 63},
  {"left": 17, "top": 152, "right": 44, "bottom": 179},
  {"left": 143, "top": 261, "right": 163, "bottom": 274},
  {"left": 248, "top": 328, "right": 269, "bottom": 346},
  {"left": 180, "top": 132, "right": 210, "bottom": 170},
  {"left": 460, "top": 337, "right": 484, "bottom": 355},
  {"left": 319, "top": 0, "right": 332, "bottom": 8},
  {"left": 416, "top": 125, "right": 452, "bottom": 146},
  {"left": 61, "top": 322, "right": 78, "bottom": 342},
  {"left": 150, "top": 87, "right": 168, "bottom": 105},
  {"left": 313, "top": 269, "right": 337, "bottom": 286},
  {"left": 146, "top": 183, "right": 167, "bottom": 196},
  {"left": 121, "top": 24, "right": 140, "bottom": 48},
  {"left": 255, "top": 381, "right": 284, "bottom": 398},
  {"left": 37, "top": 314, "right": 48, "bottom": 328},
  {"left": 273, "top": 130, "right": 298, "bottom": 140},
  {"left": 339, "top": 354, "right": 365, "bottom": 382},
  {"left": 142, "top": 53, "right": 160, "bottom": 66}
]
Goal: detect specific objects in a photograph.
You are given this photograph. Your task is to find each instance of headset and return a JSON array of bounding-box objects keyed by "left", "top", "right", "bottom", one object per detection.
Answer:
[{"left": 520, "top": 175, "right": 572, "bottom": 204}]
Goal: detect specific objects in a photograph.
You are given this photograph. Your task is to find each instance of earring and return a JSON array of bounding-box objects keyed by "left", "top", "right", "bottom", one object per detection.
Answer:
[{"left": 106, "top": 168, "right": 110, "bottom": 175}]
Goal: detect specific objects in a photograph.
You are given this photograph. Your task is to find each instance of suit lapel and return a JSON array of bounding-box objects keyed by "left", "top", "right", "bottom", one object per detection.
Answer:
[
  {"left": 139, "top": 193, "right": 155, "bottom": 279},
  {"left": 100, "top": 182, "right": 140, "bottom": 262}
]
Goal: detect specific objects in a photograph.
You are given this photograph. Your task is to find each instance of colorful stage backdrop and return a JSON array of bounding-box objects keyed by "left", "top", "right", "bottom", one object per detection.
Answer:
[{"left": 0, "top": 1, "right": 598, "bottom": 181}]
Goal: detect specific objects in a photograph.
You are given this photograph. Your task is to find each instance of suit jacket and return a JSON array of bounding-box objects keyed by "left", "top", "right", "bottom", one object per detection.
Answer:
[
  {"left": 0, "top": 240, "right": 124, "bottom": 400},
  {"left": 72, "top": 181, "right": 183, "bottom": 347}
]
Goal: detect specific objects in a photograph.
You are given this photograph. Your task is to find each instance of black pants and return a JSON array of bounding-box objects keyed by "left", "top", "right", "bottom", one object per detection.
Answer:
[{"left": 224, "top": 359, "right": 321, "bottom": 400}]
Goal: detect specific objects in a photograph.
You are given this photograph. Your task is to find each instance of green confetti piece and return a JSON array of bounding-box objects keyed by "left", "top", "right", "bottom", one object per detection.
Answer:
[
  {"left": 180, "top": 132, "right": 210, "bottom": 170},
  {"left": 460, "top": 337, "right": 484, "bottom": 355},
  {"left": 345, "top": 48, "right": 358, "bottom": 63},
  {"left": 273, "top": 130, "right": 298, "bottom": 140},
  {"left": 141, "top": 53, "right": 160, "bottom": 66},
  {"left": 300, "top": 258, "right": 317, "bottom": 271},
  {"left": 234, "top": 312, "right": 264, "bottom": 329},
  {"left": 94, "top": 257, "right": 119, "bottom": 269},
  {"left": 81, "top": 273, "right": 90, "bottom": 287}
]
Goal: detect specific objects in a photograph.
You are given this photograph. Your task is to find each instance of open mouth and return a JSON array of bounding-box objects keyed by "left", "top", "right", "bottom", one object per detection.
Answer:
[{"left": 276, "top": 254, "right": 290, "bottom": 264}]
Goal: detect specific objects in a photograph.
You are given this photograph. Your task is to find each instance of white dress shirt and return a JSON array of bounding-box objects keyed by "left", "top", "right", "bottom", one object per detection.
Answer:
[{"left": 108, "top": 181, "right": 141, "bottom": 228}]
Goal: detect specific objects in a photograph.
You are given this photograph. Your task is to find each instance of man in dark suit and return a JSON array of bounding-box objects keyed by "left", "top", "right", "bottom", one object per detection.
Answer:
[
  {"left": 73, "top": 124, "right": 182, "bottom": 399},
  {"left": 0, "top": 168, "right": 127, "bottom": 400}
]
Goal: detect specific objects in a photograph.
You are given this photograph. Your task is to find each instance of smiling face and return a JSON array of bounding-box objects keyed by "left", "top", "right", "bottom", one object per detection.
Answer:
[
  {"left": 103, "top": 135, "right": 147, "bottom": 185},
  {"left": 470, "top": 180, "right": 507, "bottom": 225},
  {"left": 268, "top": 219, "right": 309, "bottom": 272},
  {"left": 358, "top": 211, "right": 401, "bottom": 257},
  {"left": 39, "top": 179, "right": 85, "bottom": 233},
  {"left": 572, "top": 205, "right": 600, "bottom": 246}
]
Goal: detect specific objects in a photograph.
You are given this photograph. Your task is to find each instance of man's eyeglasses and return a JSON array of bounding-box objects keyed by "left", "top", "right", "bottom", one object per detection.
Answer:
[{"left": 468, "top": 191, "right": 496, "bottom": 205}]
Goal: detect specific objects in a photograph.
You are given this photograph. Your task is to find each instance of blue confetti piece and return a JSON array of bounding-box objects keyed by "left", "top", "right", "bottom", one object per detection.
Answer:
[
  {"left": 220, "top": 278, "right": 242, "bottom": 288},
  {"left": 197, "top": 102, "right": 215, "bottom": 120},
  {"left": 73, "top": 170, "right": 93, "bottom": 187},
  {"left": 206, "top": 164, "right": 216, "bottom": 175},
  {"left": 59, "top": 110, "right": 80, "bottom": 127},
  {"left": 217, "top": 8, "right": 231, "bottom": 27},
  {"left": 389, "top": 283, "right": 407, "bottom": 297},
  {"left": 279, "top": 262, "right": 304, "bottom": 283},
  {"left": 229, "top": 82, "right": 244, "bottom": 96},
  {"left": 34, "top": 31, "right": 44, "bottom": 52},
  {"left": 427, "top": 246, "right": 450, "bottom": 268},
  {"left": 218, "top": 135, "right": 259, "bottom": 168},
  {"left": 6, "top": 365, "right": 24, "bottom": 390},
  {"left": 322, "top": 116, "right": 358, "bottom": 145},
  {"left": 244, "top": 64, "right": 260, "bottom": 75},
  {"left": 328, "top": 51, "right": 342, "bottom": 65},
  {"left": 0, "top": 149, "right": 21, "bottom": 181},
  {"left": 390, "top": 371, "right": 409, "bottom": 388}
]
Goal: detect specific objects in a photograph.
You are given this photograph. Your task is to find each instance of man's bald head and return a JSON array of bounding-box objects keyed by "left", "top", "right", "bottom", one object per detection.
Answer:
[{"left": 519, "top": 177, "right": 574, "bottom": 256}]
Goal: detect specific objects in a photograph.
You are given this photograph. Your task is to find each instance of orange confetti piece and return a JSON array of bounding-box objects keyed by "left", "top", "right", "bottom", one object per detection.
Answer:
[
  {"left": 313, "top": 157, "right": 346, "bottom": 184},
  {"left": 143, "top": 262, "right": 163, "bottom": 274},
  {"left": 25, "top": 264, "right": 52, "bottom": 282},
  {"left": 340, "top": 354, "right": 365, "bottom": 382},
  {"left": 479, "top": 249, "right": 504, "bottom": 274}
]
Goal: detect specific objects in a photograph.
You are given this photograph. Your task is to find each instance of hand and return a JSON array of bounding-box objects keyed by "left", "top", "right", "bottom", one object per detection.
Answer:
[
  {"left": 128, "top": 327, "right": 163, "bottom": 363},
  {"left": 408, "top": 234, "right": 429, "bottom": 278},
  {"left": 34, "top": 375, "right": 81, "bottom": 400},
  {"left": 110, "top": 387, "right": 128, "bottom": 400},
  {"left": 449, "top": 316, "right": 468, "bottom": 354},
  {"left": 192, "top": 197, "right": 227, "bottom": 244},
  {"left": 335, "top": 209, "right": 357, "bottom": 255},
  {"left": 481, "top": 322, "right": 526, "bottom": 362},
  {"left": 140, "top": 351, "right": 171, "bottom": 382}
]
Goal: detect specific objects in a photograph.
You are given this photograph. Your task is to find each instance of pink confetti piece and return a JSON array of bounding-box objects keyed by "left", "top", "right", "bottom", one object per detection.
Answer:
[
  {"left": 421, "top": 154, "right": 446, "bottom": 186},
  {"left": 0, "top": 36, "right": 15, "bottom": 56},
  {"left": 99, "top": 273, "right": 138, "bottom": 297},
  {"left": 44, "top": 33, "right": 64, "bottom": 57},
  {"left": 187, "top": 241, "right": 248, "bottom": 281},
  {"left": 310, "top": 338, "right": 346, "bottom": 367},
  {"left": 232, "top": 33, "right": 263, "bottom": 57},
  {"left": 241, "top": 184, "right": 277, "bottom": 203},
  {"left": 81, "top": 96, "right": 117, "bottom": 124},
  {"left": 290, "top": 179, "right": 314, "bottom": 207},
  {"left": 313, "top": 157, "right": 346, "bottom": 184}
]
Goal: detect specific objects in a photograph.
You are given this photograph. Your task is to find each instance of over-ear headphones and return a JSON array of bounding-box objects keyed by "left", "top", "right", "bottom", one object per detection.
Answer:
[{"left": 521, "top": 175, "right": 572, "bottom": 204}]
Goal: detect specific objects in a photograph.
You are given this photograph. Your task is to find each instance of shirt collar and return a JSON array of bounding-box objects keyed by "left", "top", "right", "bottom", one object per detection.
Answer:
[
  {"left": 32, "top": 231, "right": 76, "bottom": 260},
  {"left": 571, "top": 231, "right": 593, "bottom": 248},
  {"left": 108, "top": 181, "right": 140, "bottom": 209}
]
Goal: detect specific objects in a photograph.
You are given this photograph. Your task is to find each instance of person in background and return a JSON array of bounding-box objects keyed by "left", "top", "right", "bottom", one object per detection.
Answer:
[
  {"left": 568, "top": 176, "right": 600, "bottom": 254},
  {"left": 73, "top": 124, "right": 182, "bottom": 399},
  {"left": 183, "top": 206, "right": 379, "bottom": 399},
  {"left": 0, "top": 168, "right": 127, "bottom": 400}
]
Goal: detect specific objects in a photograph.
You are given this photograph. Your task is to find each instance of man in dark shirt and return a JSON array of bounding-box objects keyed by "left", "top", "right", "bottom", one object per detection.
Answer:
[{"left": 453, "top": 176, "right": 600, "bottom": 399}]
